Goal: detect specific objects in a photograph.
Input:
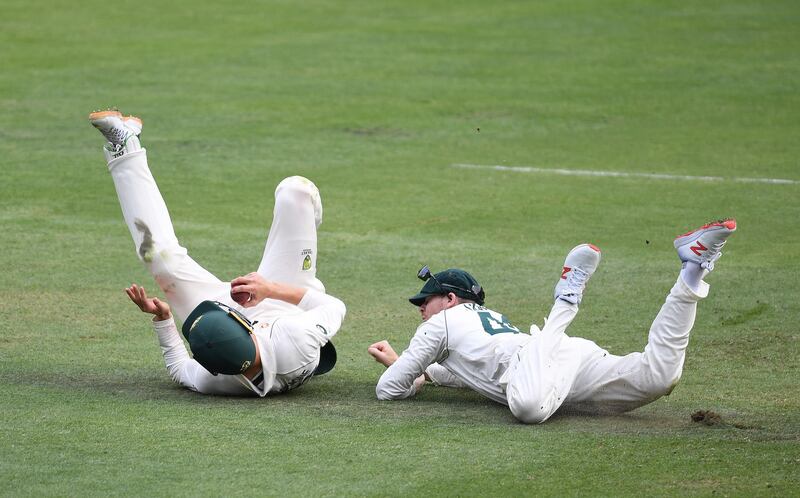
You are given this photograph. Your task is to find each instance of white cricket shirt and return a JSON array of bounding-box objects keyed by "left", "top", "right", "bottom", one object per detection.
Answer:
[
  {"left": 153, "top": 289, "right": 345, "bottom": 396},
  {"left": 376, "top": 303, "right": 532, "bottom": 405}
]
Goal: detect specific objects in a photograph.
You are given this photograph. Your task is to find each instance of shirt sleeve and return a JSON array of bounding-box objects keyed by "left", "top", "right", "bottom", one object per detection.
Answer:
[
  {"left": 294, "top": 289, "right": 347, "bottom": 343},
  {"left": 375, "top": 320, "right": 446, "bottom": 400},
  {"left": 425, "top": 363, "right": 468, "bottom": 388},
  {"left": 152, "top": 318, "right": 251, "bottom": 395}
]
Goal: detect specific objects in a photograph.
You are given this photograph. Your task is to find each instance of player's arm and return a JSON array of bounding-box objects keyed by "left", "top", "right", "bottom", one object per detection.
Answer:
[
  {"left": 126, "top": 284, "right": 195, "bottom": 387},
  {"left": 294, "top": 289, "right": 347, "bottom": 343},
  {"left": 125, "top": 285, "right": 225, "bottom": 392},
  {"left": 369, "top": 323, "right": 444, "bottom": 400},
  {"left": 424, "top": 363, "right": 468, "bottom": 388},
  {"left": 233, "top": 272, "right": 347, "bottom": 343}
]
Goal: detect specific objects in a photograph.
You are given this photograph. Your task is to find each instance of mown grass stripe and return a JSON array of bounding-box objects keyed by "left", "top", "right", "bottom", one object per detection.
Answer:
[{"left": 451, "top": 163, "right": 799, "bottom": 185}]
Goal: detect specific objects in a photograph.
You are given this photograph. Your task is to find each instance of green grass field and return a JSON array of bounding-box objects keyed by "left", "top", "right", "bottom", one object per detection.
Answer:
[{"left": 1, "top": 0, "right": 798, "bottom": 495}]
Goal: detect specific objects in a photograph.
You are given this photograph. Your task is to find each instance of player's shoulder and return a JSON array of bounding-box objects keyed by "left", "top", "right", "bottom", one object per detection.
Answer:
[
  {"left": 457, "top": 302, "right": 492, "bottom": 313},
  {"left": 420, "top": 303, "right": 486, "bottom": 330}
]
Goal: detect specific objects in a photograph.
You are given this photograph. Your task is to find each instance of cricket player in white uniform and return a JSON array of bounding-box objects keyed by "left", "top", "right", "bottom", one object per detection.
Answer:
[
  {"left": 368, "top": 220, "right": 736, "bottom": 423},
  {"left": 90, "top": 109, "right": 346, "bottom": 396}
]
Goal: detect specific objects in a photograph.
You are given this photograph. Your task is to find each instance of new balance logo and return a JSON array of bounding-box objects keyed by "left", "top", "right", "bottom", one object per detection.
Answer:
[
  {"left": 690, "top": 242, "right": 707, "bottom": 256},
  {"left": 561, "top": 266, "right": 571, "bottom": 279}
]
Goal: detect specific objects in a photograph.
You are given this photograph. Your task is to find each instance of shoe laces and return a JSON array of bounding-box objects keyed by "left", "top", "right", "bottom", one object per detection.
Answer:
[
  {"left": 699, "top": 240, "right": 726, "bottom": 271},
  {"left": 98, "top": 123, "right": 131, "bottom": 147},
  {"left": 564, "top": 267, "right": 590, "bottom": 295}
]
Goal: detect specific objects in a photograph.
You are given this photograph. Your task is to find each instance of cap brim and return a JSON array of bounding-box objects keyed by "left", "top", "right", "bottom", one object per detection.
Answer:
[{"left": 409, "top": 292, "right": 434, "bottom": 306}]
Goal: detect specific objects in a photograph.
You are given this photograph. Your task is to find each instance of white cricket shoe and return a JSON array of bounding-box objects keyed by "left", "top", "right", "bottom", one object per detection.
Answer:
[
  {"left": 554, "top": 243, "right": 601, "bottom": 304},
  {"left": 674, "top": 219, "right": 736, "bottom": 271},
  {"left": 89, "top": 109, "right": 141, "bottom": 159},
  {"left": 122, "top": 115, "right": 143, "bottom": 137}
]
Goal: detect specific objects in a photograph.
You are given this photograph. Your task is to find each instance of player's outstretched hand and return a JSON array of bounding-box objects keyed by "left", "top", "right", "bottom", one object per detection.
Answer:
[
  {"left": 368, "top": 340, "right": 399, "bottom": 368},
  {"left": 125, "top": 284, "right": 172, "bottom": 322}
]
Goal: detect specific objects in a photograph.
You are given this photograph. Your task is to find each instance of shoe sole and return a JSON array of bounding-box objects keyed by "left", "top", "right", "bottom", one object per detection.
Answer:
[
  {"left": 674, "top": 219, "right": 736, "bottom": 248},
  {"left": 89, "top": 110, "right": 122, "bottom": 123},
  {"left": 122, "top": 116, "right": 142, "bottom": 127},
  {"left": 561, "top": 243, "right": 601, "bottom": 279}
]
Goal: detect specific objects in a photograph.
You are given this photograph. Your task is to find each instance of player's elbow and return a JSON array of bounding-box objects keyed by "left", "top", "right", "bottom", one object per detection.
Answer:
[
  {"left": 333, "top": 298, "right": 347, "bottom": 321},
  {"left": 375, "top": 382, "right": 394, "bottom": 400},
  {"left": 375, "top": 380, "right": 406, "bottom": 401}
]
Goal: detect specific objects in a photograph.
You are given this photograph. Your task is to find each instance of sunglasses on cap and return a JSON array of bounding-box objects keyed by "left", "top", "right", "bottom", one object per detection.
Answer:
[
  {"left": 417, "top": 265, "right": 483, "bottom": 299},
  {"left": 213, "top": 301, "right": 255, "bottom": 334}
]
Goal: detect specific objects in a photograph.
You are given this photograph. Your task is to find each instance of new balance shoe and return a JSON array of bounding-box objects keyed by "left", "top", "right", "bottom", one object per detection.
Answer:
[
  {"left": 89, "top": 109, "right": 141, "bottom": 159},
  {"left": 674, "top": 219, "right": 736, "bottom": 272},
  {"left": 554, "top": 243, "right": 601, "bottom": 305}
]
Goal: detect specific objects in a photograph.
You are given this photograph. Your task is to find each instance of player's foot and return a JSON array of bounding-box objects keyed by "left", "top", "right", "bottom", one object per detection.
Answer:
[
  {"left": 89, "top": 108, "right": 141, "bottom": 159},
  {"left": 674, "top": 219, "right": 736, "bottom": 272},
  {"left": 554, "top": 243, "right": 601, "bottom": 305},
  {"left": 122, "top": 115, "right": 143, "bottom": 137}
]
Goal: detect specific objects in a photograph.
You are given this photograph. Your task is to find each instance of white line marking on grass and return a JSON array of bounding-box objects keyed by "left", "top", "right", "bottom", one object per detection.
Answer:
[{"left": 451, "top": 164, "right": 799, "bottom": 185}]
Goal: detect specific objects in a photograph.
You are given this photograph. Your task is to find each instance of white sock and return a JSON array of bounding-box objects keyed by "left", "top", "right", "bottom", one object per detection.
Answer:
[{"left": 680, "top": 262, "right": 704, "bottom": 293}]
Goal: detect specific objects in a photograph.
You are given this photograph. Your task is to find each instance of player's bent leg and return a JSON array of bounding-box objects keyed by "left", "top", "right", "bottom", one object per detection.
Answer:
[
  {"left": 635, "top": 276, "right": 705, "bottom": 395},
  {"left": 256, "top": 176, "right": 324, "bottom": 292},
  {"left": 100, "top": 123, "right": 229, "bottom": 322},
  {"left": 504, "top": 301, "right": 582, "bottom": 423},
  {"left": 107, "top": 150, "right": 182, "bottom": 257},
  {"left": 565, "top": 276, "right": 705, "bottom": 413}
]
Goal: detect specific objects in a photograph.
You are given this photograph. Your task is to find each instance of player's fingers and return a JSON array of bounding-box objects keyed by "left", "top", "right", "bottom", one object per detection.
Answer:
[
  {"left": 367, "top": 340, "right": 387, "bottom": 350},
  {"left": 230, "top": 284, "right": 253, "bottom": 296},
  {"left": 136, "top": 286, "right": 151, "bottom": 308}
]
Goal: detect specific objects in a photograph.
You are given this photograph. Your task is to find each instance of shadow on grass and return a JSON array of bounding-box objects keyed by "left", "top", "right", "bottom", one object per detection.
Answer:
[{"left": 3, "top": 369, "right": 789, "bottom": 440}]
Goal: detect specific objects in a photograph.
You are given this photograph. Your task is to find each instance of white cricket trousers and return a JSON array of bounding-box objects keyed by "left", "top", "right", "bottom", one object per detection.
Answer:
[
  {"left": 505, "top": 277, "right": 708, "bottom": 423},
  {"left": 106, "top": 148, "right": 325, "bottom": 323}
]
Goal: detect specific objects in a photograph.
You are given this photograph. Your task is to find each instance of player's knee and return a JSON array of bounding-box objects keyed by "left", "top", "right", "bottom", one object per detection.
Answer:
[
  {"left": 507, "top": 388, "right": 558, "bottom": 424},
  {"left": 275, "top": 176, "right": 318, "bottom": 198},
  {"left": 509, "top": 400, "right": 551, "bottom": 424},
  {"left": 275, "top": 176, "right": 323, "bottom": 226},
  {"left": 646, "top": 369, "right": 683, "bottom": 397}
]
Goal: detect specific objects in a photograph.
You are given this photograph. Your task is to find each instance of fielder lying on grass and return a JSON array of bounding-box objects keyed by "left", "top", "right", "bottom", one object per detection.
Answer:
[
  {"left": 90, "top": 109, "right": 345, "bottom": 396},
  {"left": 368, "top": 220, "right": 736, "bottom": 423}
]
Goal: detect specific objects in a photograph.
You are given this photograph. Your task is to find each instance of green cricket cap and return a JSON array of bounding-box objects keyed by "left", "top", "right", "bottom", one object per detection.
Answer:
[
  {"left": 409, "top": 268, "right": 485, "bottom": 306},
  {"left": 182, "top": 301, "right": 257, "bottom": 376}
]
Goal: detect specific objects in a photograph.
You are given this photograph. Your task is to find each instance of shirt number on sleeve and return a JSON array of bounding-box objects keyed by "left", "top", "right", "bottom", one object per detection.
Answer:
[{"left": 477, "top": 311, "right": 520, "bottom": 335}]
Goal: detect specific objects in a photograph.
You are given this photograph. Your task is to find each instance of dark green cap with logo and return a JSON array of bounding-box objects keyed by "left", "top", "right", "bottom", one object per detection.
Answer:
[
  {"left": 409, "top": 268, "right": 485, "bottom": 306},
  {"left": 182, "top": 301, "right": 257, "bottom": 376}
]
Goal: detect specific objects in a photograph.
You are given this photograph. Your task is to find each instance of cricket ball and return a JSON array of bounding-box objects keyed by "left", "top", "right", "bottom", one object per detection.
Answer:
[{"left": 231, "top": 291, "right": 252, "bottom": 306}]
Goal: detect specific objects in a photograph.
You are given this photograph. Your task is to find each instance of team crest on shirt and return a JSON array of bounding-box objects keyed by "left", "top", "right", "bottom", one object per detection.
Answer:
[{"left": 301, "top": 249, "right": 313, "bottom": 271}]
